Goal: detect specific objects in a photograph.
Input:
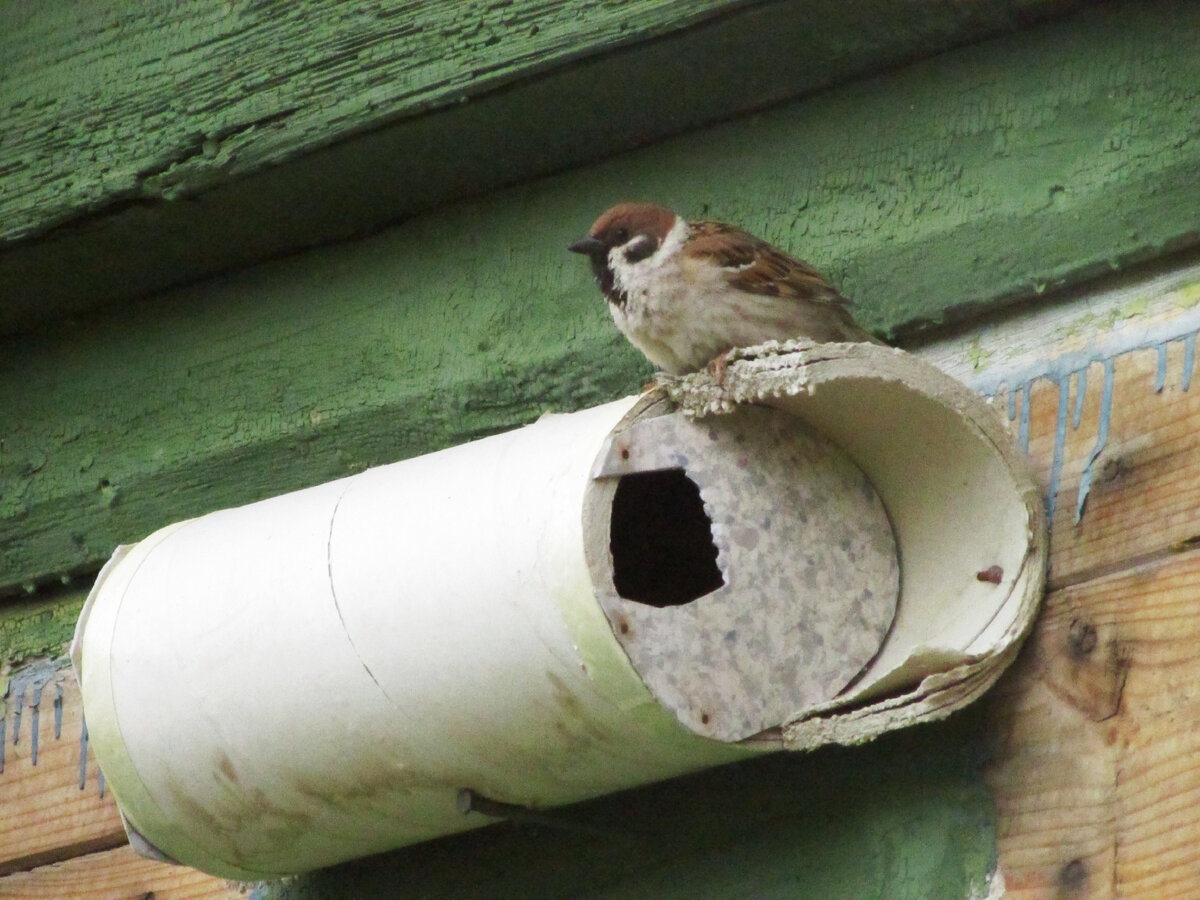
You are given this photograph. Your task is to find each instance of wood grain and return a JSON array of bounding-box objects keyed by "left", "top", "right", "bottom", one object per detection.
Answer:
[
  {"left": 0, "top": 0, "right": 749, "bottom": 240},
  {"left": 1014, "top": 343, "right": 1200, "bottom": 587},
  {"left": 0, "top": 664, "right": 124, "bottom": 876},
  {"left": 987, "top": 548, "right": 1200, "bottom": 899},
  {"left": 918, "top": 262, "right": 1200, "bottom": 590},
  {"left": 0, "top": 0, "right": 1089, "bottom": 337},
  {"left": 914, "top": 260, "right": 1200, "bottom": 899},
  {"left": 6, "top": 2, "right": 1200, "bottom": 598},
  {"left": 0, "top": 844, "right": 249, "bottom": 900}
]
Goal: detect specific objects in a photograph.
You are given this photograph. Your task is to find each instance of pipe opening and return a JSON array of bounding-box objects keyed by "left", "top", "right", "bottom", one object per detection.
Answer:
[{"left": 609, "top": 468, "right": 723, "bottom": 608}]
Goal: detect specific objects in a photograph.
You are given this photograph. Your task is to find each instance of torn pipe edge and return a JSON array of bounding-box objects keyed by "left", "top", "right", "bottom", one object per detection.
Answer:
[{"left": 657, "top": 338, "right": 1048, "bottom": 750}]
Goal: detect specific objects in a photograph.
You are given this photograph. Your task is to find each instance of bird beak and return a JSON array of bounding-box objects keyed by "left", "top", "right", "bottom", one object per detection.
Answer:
[{"left": 568, "top": 236, "right": 605, "bottom": 257}]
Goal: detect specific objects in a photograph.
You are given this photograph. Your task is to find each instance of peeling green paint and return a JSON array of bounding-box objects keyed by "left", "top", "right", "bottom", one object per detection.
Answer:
[
  {"left": 967, "top": 335, "right": 994, "bottom": 372},
  {"left": 1064, "top": 296, "right": 1157, "bottom": 338},
  {"left": 1174, "top": 283, "right": 1200, "bottom": 309},
  {"left": 0, "top": 586, "right": 85, "bottom": 666},
  {"left": 0, "top": 0, "right": 1085, "bottom": 334},
  {"left": 3, "top": 0, "right": 1200, "bottom": 597}
]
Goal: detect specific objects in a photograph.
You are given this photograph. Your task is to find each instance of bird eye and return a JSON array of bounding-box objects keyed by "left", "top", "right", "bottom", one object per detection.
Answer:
[{"left": 614, "top": 227, "right": 629, "bottom": 243}]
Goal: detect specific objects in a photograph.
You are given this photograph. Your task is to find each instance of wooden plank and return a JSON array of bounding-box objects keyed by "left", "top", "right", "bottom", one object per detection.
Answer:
[
  {"left": 0, "top": 0, "right": 1087, "bottom": 336},
  {"left": 0, "top": 662, "right": 124, "bottom": 876},
  {"left": 925, "top": 268, "right": 1200, "bottom": 896},
  {"left": 6, "top": 0, "right": 1200, "bottom": 599},
  {"left": 985, "top": 609, "right": 1122, "bottom": 897},
  {"left": 1015, "top": 342, "right": 1200, "bottom": 585},
  {"left": 917, "top": 260, "right": 1200, "bottom": 589},
  {"left": 986, "top": 548, "right": 1200, "bottom": 899},
  {"left": 0, "top": 844, "right": 247, "bottom": 899},
  {"left": 0, "top": 0, "right": 747, "bottom": 240}
]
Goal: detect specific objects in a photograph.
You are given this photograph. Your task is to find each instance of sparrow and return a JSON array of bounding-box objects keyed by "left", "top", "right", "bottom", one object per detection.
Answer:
[{"left": 569, "top": 202, "right": 880, "bottom": 376}]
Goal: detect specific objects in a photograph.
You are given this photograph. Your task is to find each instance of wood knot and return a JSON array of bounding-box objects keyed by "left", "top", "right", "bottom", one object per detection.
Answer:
[
  {"left": 1058, "top": 857, "right": 1087, "bottom": 895},
  {"left": 1039, "top": 614, "right": 1128, "bottom": 721},
  {"left": 1067, "top": 620, "right": 1098, "bottom": 659},
  {"left": 1098, "top": 454, "right": 1130, "bottom": 485},
  {"left": 1169, "top": 533, "right": 1200, "bottom": 553}
]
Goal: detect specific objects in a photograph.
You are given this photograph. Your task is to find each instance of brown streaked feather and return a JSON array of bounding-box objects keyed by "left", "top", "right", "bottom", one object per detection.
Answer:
[{"left": 685, "top": 220, "right": 849, "bottom": 307}]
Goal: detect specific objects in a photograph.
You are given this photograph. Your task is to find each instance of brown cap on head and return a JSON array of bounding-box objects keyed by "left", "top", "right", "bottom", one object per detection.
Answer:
[
  {"left": 569, "top": 203, "right": 681, "bottom": 307},
  {"left": 569, "top": 203, "right": 677, "bottom": 258}
]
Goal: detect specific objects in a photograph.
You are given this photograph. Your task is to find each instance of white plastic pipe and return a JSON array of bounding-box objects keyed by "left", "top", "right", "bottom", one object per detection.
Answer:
[
  {"left": 74, "top": 341, "right": 1048, "bottom": 880},
  {"left": 74, "top": 392, "right": 898, "bottom": 878}
]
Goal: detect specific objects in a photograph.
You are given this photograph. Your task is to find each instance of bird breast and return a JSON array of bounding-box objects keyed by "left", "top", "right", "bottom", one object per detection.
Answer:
[
  {"left": 605, "top": 220, "right": 701, "bottom": 372},
  {"left": 609, "top": 235, "right": 859, "bottom": 373}
]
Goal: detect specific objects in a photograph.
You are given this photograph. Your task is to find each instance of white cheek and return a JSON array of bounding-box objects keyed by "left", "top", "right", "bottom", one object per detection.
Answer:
[
  {"left": 612, "top": 255, "right": 659, "bottom": 302},
  {"left": 610, "top": 219, "right": 690, "bottom": 299}
]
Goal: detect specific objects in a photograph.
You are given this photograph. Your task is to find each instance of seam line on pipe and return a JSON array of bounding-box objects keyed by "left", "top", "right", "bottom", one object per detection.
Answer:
[{"left": 327, "top": 490, "right": 393, "bottom": 702}]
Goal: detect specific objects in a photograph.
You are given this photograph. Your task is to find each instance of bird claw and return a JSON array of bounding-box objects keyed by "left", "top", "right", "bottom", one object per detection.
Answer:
[{"left": 706, "top": 351, "right": 731, "bottom": 385}]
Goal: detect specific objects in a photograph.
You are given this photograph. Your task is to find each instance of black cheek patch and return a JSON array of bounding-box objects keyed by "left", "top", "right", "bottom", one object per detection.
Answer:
[
  {"left": 623, "top": 235, "right": 657, "bottom": 264},
  {"left": 590, "top": 257, "right": 626, "bottom": 306}
]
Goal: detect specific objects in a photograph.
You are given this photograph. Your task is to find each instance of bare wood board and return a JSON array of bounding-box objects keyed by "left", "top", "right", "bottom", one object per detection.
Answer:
[
  {"left": 0, "top": 662, "right": 123, "bottom": 876},
  {"left": 987, "top": 549, "right": 1200, "bottom": 899},
  {"left": 919, "top": 261, "right": 1200, "bottom": 898},
  {"left": 920, "top": 260, "right": 1200, "bottom": 589},
  {"left": 0, "top": 844, "right": 250, "bottom": 900}
]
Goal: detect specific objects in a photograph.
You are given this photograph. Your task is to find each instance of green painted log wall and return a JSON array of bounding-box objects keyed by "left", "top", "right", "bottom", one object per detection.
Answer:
[
  {"left": 0, "top": 0, "right": 1078, "bottom": 333},
  {"left": 2, "top": 0, "right": 1197, "bottom": 599},
  {"left": 0, "top": 1, "right": 1197, "bottom": 896}
]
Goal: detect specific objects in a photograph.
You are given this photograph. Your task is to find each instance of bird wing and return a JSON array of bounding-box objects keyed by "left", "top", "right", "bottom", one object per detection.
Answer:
[{"left": 685, "top": 221, "right": 851, "bottom": 307}]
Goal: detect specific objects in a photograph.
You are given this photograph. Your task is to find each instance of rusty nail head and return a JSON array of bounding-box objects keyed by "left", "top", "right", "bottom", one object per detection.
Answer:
[{"left": 976, "top": 565, "right": 1004, "bottom": 584}]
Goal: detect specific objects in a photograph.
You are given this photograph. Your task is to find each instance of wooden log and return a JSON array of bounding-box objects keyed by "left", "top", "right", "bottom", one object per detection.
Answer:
[
  {"left": 918, "top": 260, "right": 1200, "bottom": 589},
  {"left": 0, "top": 662, "right": 123, "bottom": 876},
  {"left": 0, "top": 844, "right": 248, "bottom": 899},
  {"left": 6, "top": 2, "right": 1200, "bottom": 599},
  {"left": 987, "top": 548, "right": 1200, "bottom": 898},
  {"left": 0, "top": 0, "right": 1091, "bottom": 334}
]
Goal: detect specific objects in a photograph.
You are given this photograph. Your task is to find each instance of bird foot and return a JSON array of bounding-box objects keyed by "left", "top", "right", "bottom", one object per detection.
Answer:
[{"left": 706, "top": 350, "right": 731, "bottom": 385}]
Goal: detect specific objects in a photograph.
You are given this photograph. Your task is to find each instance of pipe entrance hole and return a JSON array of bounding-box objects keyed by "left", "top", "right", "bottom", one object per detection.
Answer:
[{"left": 609, "top": 468, "right": 724, "bottom": 607}]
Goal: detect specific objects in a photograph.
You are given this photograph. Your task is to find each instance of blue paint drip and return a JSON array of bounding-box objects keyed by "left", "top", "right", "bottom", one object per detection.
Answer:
[
  {"left": 1072, "top": 367, "right": 1087, "bottom": 429},
  {"left": 1018, "top": 381, "right": 1032, "bottom": 452},
  {"left": 1046, "top": 375, "right": 1072, "bottom": 524},
  {"left": 963, "top": 305, "right": 1200, "bottom": 400},
  {"left": 961, "top": 322, "right": 1200, "bottom": 526},
  {"left": 5, "top": 662, "right": 57, "bottom": 752},
  {"left": 54, "top": 683, "right": 62, "bottom": 739},
  {"left": 99, "top": 768, "right": 106, "bottom": 798},
  {"left": 11, "top": 691, "right": 21, "bottom": 745},
  {"left": 30, "top": 678, "right": 51, "bottom": 766},
  {"left": 1184, "top": 333, "right": 1196, "bottom": 391},
  {"left": 30, "top": 686, "right": 40, "bottom": 767},
  {"left": 1077, "top": 357, "right": 1115, "bottom": 523},
  {"left": 79, "top": 718, "right": 89, "bottom": 790}
]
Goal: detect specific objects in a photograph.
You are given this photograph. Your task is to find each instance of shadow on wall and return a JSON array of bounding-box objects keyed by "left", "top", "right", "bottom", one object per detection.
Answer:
[{"left": 268, "top": 704, "right": 996, "bottom": 900}]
